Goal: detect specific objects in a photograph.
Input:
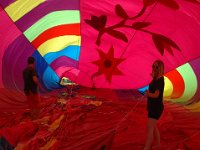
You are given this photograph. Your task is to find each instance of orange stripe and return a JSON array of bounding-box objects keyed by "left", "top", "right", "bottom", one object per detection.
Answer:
[
  {"left": 165, "top": 69, "right": 185, "bottom": 98},
  {"left": 32, "top": 23, "right": 80, "bottom": 48}
]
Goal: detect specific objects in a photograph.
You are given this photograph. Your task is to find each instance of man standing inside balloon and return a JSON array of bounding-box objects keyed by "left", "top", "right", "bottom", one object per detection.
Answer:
[
  {"left": 143, "top": 60, "right": 165, "bottom": 150},
  {"left": 23, "top": 56, "right": 45, "bottom": 120}
]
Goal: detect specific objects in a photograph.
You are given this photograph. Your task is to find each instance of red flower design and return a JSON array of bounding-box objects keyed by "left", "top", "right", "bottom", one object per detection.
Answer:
[{"left": 91, "top": 46, "right": 125, "bottom": 84}]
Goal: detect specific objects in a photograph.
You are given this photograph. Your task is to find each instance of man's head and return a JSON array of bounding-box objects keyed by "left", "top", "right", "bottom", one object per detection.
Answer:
[{"left": 28, "top": 56, "right": 35, "bottom": 64}]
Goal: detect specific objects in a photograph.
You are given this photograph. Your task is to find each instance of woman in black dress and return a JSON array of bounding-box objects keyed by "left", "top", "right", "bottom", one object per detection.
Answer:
[{"left": 143, "top": 60, "right": 165, "bottom": 150}]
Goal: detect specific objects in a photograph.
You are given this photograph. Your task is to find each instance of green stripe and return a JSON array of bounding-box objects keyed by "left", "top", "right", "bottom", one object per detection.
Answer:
[
  {"left": 173, "top": 63, "right": 197, "bottom": 103},
  {"left": 24, "top": 10, "right": 80, "bottom": 42}
]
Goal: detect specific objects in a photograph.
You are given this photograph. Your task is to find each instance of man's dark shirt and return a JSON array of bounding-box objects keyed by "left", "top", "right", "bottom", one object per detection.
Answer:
[{"left": 23, "top": 67, "right": 38, "bottom": 95}]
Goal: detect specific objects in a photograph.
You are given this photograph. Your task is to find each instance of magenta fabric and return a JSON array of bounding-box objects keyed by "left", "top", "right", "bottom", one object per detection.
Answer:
[
  {"left": 15, "top": 0, "right": 80, "bottom": 31},
  {"left": 79, "top": 0, "right": 200, "bottom": 88},
  {"left": 0, "top": 6, "right": 22, "bottom": 88}
]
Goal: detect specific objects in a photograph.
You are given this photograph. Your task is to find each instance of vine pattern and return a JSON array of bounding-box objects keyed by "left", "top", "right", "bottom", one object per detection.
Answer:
[{"left": 84, "top": 0, "right": 199, "bottom": 84}]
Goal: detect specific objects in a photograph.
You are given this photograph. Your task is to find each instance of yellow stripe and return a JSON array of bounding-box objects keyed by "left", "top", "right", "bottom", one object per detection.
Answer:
[
  {"left": 38, "top": 35, "right": 81, "bottom": 56},
  {"left": 163, "top": 76, "right": 173, "bottom": 100},
  {"left": 41, "top": 139, "right": 57, "bottom": 150},
  {"left": 5, "top": 0, "right": 45, "bottom": 22},
  {"left": 48, "top": 114, "right": 64, "bottom": 132}
]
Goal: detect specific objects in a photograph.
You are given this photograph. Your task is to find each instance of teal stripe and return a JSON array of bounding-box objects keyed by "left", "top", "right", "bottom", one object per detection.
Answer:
[
  {"left": 24, "top": 10, "right": 80, "bottom": 42},
  {"left": 43, "top": 66, "right": 61, "bottom": 90}
]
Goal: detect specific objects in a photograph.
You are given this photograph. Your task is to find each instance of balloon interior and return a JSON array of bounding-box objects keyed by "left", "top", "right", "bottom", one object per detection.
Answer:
[{"left": 0, "top": 0, "right": 200, "bottom": 149}]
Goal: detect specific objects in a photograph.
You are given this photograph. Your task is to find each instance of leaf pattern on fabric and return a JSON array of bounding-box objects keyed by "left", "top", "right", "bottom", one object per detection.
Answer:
[
  {"left": 85, "top": 15, "right": 107, "bottom": 31},
  {"left": 132, "top": 22, "right": 151, "bottom": 30},
  {"left": 107, "top": 29, "right": 128, "bottom": 43},
  {"left": 115, "top": 4, "right": 129, "bottom": 19},
  {"left": 152, "top": 34, "right": 181, "bottom": 55}
]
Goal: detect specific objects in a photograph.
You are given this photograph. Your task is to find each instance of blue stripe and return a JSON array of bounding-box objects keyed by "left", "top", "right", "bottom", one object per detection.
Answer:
[
  {"left": 43, "top": 66, "right": 62, "bottom": 90},
  {"left": 44, "top": 45, "right": 80, "bottom": 64}
]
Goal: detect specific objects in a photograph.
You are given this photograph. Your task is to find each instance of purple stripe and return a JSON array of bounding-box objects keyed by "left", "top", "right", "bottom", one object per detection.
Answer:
[
  {"left": 50, "top": 56, "right": 78, "bottom": 71},
  {"left": 2, "top": 35, "right": 36, "bottom": 90},
  {"left": 0, "top": 0, "right": 15, "bottom": 8},
  {"left": 15, "top": 0, "right": 80, "bottom": 32},
  {"left": 188, "top": 57, "right": 200, "bottom": 103}
]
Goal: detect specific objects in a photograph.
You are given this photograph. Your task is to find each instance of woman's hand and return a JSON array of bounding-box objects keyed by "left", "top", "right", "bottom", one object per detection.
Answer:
[
  {"left": 145, "top": 90, "right": 160, "bottom": 98},
  {"left": 144, "top": 90, "right": 149, "bottom": 97}
]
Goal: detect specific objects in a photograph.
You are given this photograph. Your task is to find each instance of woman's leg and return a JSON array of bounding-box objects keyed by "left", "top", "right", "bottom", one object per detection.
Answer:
[
  {"left": 153, "top": 126, "right": 161, "bottom": 147},
  {"left": 143, "top": 118, "right": 157, "bottom": 150}
]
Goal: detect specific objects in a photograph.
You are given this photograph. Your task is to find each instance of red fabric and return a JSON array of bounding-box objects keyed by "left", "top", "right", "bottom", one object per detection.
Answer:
[
  {"left": 1, "top": 88, "right": 200, "bottom": 149},
  {"left": 0, "top": 88, "right": 27, "bottom": 112},
  {"left": 165, "top": 70, "right": 185, "bottom": 98},
  {"left": 26, "top": 93, "right": 40, "bottom": 109},
  {"left": 0, "top": 121, "right": 38, "bottom": 146},
  {"left": 32, "top": 24, "right": 80, "bottom": 48}
]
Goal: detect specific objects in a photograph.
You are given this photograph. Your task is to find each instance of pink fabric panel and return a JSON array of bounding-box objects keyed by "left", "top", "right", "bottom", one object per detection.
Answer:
[
  {"left": 55, "top": 66, "right": 80, "bottom": 78},
  {"left": 79, "top": 0, "right": 200, "bottom": 89},
  {"left": 0, "top": 8, "right": 21, "bottom": 88}
]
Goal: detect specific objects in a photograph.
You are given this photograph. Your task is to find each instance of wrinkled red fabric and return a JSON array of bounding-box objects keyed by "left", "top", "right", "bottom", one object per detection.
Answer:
[{"left": 1, "top": 88, "right": 200, "bottom": 150}]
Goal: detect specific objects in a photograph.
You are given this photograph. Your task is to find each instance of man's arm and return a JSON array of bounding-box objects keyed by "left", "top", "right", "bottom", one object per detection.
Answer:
[{"left": 33, "top": 75, "right": 46, "bottom": 93}]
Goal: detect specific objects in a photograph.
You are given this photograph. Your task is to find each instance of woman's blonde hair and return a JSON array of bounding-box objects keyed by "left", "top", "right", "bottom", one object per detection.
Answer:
[{"left": 154, "top": 60, "right": 164, "bottom": 76}]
